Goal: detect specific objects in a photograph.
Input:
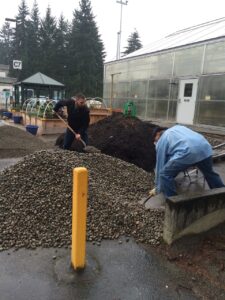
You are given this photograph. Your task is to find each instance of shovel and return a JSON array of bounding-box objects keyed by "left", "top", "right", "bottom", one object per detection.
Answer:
[
  {"left": 138, "top": 195, "right": 153, "bottom": 206},
  {"left": 55, "top": 112, "right": 100, "bottom": 153},
  {"left": 138, "top": 193, "right": 165, "bottom": 210}
]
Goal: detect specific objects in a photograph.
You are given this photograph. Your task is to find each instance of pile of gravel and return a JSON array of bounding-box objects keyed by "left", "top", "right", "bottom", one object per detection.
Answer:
[
  {"left": 0, "top": 125, "right": 51, "bottom": 158},
  {"left": 0, "top": 150, "right": 163, "bottom": 251}
]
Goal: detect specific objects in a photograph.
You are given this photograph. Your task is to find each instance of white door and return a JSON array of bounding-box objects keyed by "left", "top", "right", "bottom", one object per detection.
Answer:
[{"left": 176, "top": 79, "right": 198, "bottom": 124}]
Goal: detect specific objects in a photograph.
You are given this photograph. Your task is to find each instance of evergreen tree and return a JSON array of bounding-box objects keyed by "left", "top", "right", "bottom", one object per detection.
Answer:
[
  {"left": 0, "top": 0, "right": 105, "bottom": 97},
  {"left": 0, "top": 22, "right": 14, "bottom": 65},
  {"left": 52, "top": 15, "right": 69, "bottom": 84},
  {"left": 68, "top": 0, "right": 105, "bottom": 97},
  {"left": 26, "top": 0, "right": 40, "bottom": 75},
  {"left": 39, "top": 6, "right": 57, "bottom": 77},
  {"left": 123, "top": 29, "right": 142, "bottom": 56}
]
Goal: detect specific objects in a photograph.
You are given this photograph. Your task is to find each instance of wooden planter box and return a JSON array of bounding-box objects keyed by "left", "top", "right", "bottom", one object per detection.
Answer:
[
  {"left": 90, "top": 108, "right": 112, "bottom": 124},
  {"left": 20, "top": 113, "right": 65, "bottom": 135},
  {"left": 20, "top": 108, "right": 112, "bottom": 135}
]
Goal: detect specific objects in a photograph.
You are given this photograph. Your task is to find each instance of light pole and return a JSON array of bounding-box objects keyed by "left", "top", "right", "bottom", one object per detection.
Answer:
[
  {"left": 116, "top": 0, "right": 128, "bottom": 60},
  {"left": 110, "top": 72, "right": 121, "bottom": 110},
  {"left": 5, "top": 17, "right": 21, "bottom": 105}
]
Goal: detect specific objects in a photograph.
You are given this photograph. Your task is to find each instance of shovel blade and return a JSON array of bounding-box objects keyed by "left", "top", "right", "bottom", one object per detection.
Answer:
[
  {"left": 138, "top": 196, "right": 151, "bottom": 205},
  {"left": 145, "top": 194, "right": 166, "bottom": 210},
  {"left": 83, "top": 146, "right": 101, "bottom": 153}
]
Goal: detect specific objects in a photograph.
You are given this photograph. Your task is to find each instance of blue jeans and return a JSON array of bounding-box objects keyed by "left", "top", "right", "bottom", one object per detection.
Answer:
[
  {"left": 63, "top": 129, "right": 88, "bottom": 150},
  {"left": 159, "top": 156, "right": 225, "bottom": 197}
]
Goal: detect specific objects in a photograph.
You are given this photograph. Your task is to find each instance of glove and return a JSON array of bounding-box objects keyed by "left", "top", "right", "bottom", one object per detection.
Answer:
[{"left": 149, "top": 188, "right": 156, "bottom": 197}]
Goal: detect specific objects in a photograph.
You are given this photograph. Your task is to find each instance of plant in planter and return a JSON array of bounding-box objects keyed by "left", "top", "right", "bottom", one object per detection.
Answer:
[
  {"left": 14, "top": 104, "right": 22, "bottom": 112},
  {"left": 38, "top": 101, "right": 55, "bottom": 119}
]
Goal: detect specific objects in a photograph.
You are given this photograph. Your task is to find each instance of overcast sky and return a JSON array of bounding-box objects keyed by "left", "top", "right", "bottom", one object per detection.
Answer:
[{"left": 1, "top": 0, "right": 224, "bottom": 61}]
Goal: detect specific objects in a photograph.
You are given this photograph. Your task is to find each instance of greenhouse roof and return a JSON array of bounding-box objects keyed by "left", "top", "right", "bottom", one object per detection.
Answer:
[
  {"left": 122, "top": 17, "right": 225, "bottom": 60},
  {"left": 16, "top": 72, "right": 64, "bottom": 86}
]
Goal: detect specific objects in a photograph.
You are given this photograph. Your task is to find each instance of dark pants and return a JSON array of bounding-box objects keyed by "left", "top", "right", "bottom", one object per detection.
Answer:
[
  {"left": 159, "top": 156, "right": 225, "bottom": 197},
  {"left": 63, "top": 128, "right": 88, "bottom": 150}
]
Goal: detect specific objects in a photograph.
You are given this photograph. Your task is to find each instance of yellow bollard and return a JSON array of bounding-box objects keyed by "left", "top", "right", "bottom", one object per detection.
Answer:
[{"left": 71, "top": 167, "right": 88, "bottom": 270}]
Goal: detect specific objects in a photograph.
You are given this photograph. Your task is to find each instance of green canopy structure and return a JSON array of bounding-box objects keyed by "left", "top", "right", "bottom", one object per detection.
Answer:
[{"left": 13, "top": 72, "right": 65, "bottom": 104}]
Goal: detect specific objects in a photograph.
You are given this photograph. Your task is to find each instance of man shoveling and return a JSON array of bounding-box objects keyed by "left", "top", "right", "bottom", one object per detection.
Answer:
[{"left": 54, "top": 93, "right": 90, "bottom": 150}]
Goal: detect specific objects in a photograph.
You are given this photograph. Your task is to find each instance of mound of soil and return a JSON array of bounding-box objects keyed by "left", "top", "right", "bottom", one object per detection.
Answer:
[
  {"left": 56, "top": 113, "right": 157, "bottom": 172},
  {"left": 155, "top": 222, "right": 225, "bottom": 298}
]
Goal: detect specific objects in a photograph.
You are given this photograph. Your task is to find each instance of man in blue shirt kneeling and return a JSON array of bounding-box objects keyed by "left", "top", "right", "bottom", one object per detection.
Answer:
[{"left": 150, "top": 125, "right": 225, "bottom": 198}]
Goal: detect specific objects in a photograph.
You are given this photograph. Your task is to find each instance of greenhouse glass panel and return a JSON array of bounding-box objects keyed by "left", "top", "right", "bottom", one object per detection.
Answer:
[
  {"left": 149, "top": 53, "right": 173, "bottom": 78},
  {"left": 146, "top": 99, "right": 156, "bottom": 119},
  {"left": 129, "top": 69, "right": 150, "bottom": 80},
  {"left": 167, "top": 83, "right": 179, "bottom": 120},
  {"left": 204, "top": 41, "right": 225, "bottom": 74},
  {"left": 114, "top": 82, "right": 131, "bottom": 98},
  {"left": 167, "top": 100, "right": 177, "bottom": 120},
  {"left": 196, "top": 100, "right": 225, "bottom": 126},
  {"left": 104, "top": 98, "right": 110, "bottom": 107},
  {"left": 104, "top": 61, "right": 129, "bottom": 81},
  {"left": 198, "top": 75, "right": 225, "bottom": 100},
  {"left": 128, "top": 57, "right": 151, "bottom": 71},
  {"left": 174, "top": 46, "right": 203, "bottom": 76},
  {"left": 103, "top": 82, "right": 111, "bottom": 98},
  {"left": 131, "top": 81, "right": 147, "bottom": 99},
  {"left": 148, "top": 80, "right": 170, "bottom": 99},
  {"left": 154, "top": 100, "right": 169, "bottom": 119},
  {"left": 113, "top": 98, "right": 128, "bottom": 109},
  {"left": 127, "top": 57, "right": 151, "bottom": 80},
  {"left": 133, "top": 99, "right": 147, "bottom": 118},
  {"left": 170, "top": 81, "right": 179, "bottom": 100}
]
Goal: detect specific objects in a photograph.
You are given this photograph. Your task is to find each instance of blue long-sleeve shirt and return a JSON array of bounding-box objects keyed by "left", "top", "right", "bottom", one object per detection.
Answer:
[{"left": 155, "top": 125, "right": 212, "bottom": 193}]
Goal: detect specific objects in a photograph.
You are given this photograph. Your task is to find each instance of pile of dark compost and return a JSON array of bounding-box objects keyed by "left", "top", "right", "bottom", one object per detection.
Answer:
[{"left": 56, "top": 113, "right": 157, "bottom": 172}]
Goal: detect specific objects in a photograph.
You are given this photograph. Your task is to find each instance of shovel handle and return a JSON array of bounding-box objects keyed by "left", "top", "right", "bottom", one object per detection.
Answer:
[
  {"left": 54, "top": 111, "right": 87, "bottom": 147},
  {"left": 143, "top": 195, "right": 152, "bottom": 205}
]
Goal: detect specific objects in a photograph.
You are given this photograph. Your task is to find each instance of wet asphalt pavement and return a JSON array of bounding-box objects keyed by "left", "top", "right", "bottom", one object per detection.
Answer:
[{"left": 0, "top": 239, "right": 197, "bottom": 300}]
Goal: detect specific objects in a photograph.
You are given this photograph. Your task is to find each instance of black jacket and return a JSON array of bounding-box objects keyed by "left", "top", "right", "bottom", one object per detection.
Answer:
[{"left": 54, "top": 99, "right": 90, "bottom": 132}]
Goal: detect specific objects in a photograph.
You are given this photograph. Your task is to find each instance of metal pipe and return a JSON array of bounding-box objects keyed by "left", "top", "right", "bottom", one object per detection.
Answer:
[{"left": 116, "top": 0, "right": 128, "bottom": 60}]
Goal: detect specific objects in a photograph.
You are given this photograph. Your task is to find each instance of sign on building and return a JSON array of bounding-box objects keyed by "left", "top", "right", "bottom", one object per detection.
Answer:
[{"left": 13, "top": 60, "right": 22, "bottom": 70}]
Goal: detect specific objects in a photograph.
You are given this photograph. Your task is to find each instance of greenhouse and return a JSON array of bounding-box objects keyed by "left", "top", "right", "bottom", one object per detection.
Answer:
[{"left": 103, "top": 17, "right": 225, "bottom": 127}]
